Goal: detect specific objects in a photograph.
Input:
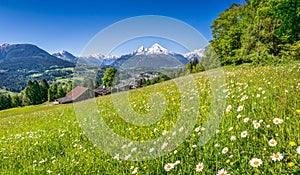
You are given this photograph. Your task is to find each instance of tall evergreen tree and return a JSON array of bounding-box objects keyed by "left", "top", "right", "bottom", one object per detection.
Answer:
[
  {"left": 11, "top": 94, "right": 22, "bottom": 108},
  {"left": 0, "top": 94, "right": 12, "bottom": 110},
  {"left": 48, "top": 83, "right": 58, "bottom": 102},
  {"left": 57, "top": 84, "right": 66, "bottom": 99},
  {"left": 102, "top": 67, "right": 117, "bottom": 88},
  {"left": 40, "top": 79, "right": 49, "bottom": 103},
  {"left": 32, "top": 80, "right": 42, "bottom": 105}
]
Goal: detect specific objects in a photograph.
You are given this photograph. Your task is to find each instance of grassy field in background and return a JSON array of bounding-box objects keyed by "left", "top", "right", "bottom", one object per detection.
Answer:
[{"left": 0, "top": 62, "right": 300, "bottom": 174}]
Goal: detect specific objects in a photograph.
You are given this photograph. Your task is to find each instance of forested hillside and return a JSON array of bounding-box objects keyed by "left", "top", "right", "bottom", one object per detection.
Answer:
[{"left": 202, "top": 0, "right": 300, "bottom": 67}]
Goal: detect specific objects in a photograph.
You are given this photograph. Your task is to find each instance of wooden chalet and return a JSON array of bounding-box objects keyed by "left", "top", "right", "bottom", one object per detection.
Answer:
[
  {"left": 94, "top": 86, "right": 109, "bottom": 96},
  {"left": 55, "top": 86, "right": 94, "bottom": 104}
]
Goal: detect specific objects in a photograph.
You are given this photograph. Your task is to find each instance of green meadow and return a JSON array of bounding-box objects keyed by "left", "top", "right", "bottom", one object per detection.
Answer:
[{"left": 0, "top": 62, "right": 300, "bottom": 174}]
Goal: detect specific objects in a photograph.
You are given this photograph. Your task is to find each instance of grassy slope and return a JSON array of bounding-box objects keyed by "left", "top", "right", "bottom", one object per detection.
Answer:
[{"left": 0, "top": 62, "right": 300, "bottom": 174}]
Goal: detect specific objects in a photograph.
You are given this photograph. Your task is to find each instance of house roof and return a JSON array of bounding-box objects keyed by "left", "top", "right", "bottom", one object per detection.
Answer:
[
  {"left": 56, "top": 96, "right": 72, "bottom": 104},
  {"left": 66, "top": 86, "right": 89, "bottom": 100},
  {"left": 94, "top": 86, "right": 109, "bottom": 95}
]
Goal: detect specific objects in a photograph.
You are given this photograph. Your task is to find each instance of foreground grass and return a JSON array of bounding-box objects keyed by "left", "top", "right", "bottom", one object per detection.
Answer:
[{"left": 0, "top": 62, "right": 300, "bottom": 174}]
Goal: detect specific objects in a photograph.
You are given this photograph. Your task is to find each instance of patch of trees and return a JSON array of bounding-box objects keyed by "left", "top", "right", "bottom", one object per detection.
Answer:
[
  {"left": 102, "top": 67, "right": 117, "bottom": 88},
  {"left": 0, "top": 79, "right": 73, "bottom": 110},
  {"left": 0, "top": 68, "right": 74, "bottom": 92},
  {"left": 204, "top": 0, "right": 300, "bottom": 66},
  {"left": 185, "top": 58, "right": 205, "bottom": 73},
  {"left": 136, "top": 73, "right": 171, "bottom": 88}
]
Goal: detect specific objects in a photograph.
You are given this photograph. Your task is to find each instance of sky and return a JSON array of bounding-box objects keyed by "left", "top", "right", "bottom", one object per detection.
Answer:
[{"left": 0, "top": 0, "right": 242, "bottom": 56}]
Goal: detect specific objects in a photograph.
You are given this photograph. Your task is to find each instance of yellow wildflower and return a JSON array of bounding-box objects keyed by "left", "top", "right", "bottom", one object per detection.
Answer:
[
  {"left": 290, "top": 141, "right": 296, "bottom": 147},
  {"left": 287, "top": 162, "right": 295, "bottom": 167}
]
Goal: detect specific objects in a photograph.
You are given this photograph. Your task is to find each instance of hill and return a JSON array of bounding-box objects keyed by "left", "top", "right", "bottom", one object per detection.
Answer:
[
  {"left": 0, "top": 44, "right": 75, "bottom": 92},
  {"left": 0, "top": 62, "right": 299, "bottom": 174}
]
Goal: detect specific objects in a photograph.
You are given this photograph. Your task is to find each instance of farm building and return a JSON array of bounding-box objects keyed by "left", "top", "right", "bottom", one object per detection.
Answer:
[
  {"left": 55, "top": 86, "right": 95, "bottom": 104},
  {"left": 94, "top": 86, "right": 109, "bottom": 96}
]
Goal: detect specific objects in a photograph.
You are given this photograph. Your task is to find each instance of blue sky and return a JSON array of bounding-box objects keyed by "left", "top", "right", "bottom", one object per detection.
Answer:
[{"left": 0, "top": 0, "right": 242, "bottom": 56}]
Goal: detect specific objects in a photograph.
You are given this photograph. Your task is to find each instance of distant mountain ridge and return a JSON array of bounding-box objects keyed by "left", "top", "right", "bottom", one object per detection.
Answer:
[
  {"left": 111, "top": 44, "right": 191, "bottom": 69},
  {"left": 0, "top": 44, "right": 75, "bottom": 92},
  {"left": 53, "top": 43, "right": 204, "bottom": 67},
  {"left": 0, "top": 43, "right": 204, "bottom": 92},
  {"left": 52, "top": 50, "right": 78, "bottom": 63}
]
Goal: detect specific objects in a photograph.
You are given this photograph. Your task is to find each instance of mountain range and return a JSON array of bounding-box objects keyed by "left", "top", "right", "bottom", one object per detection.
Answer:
[
  {"left": 0, "top": 43, "right": 204, "bottom": 92},
  {"left": 52, "top": 43, "right": 204, "bottom": 67}
]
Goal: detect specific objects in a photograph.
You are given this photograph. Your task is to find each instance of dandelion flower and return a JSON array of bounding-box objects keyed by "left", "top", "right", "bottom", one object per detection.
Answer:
[
  {"left": 217, "top": 168, "right": 230, "bottom": 175},
  {"left": 196, "top": 163, "right": 204, "bottom": 172},
  {"left": 164, "top": 163, "right": 175, "bottom": 171},
  {"left": 270, "top": 152, "right": 284, "bottom": 161},
  {"left": 268, "top": 139, "right": 277, "bottom": 147},
  {"left": 241, "top": 131, "right": 248, "bottom": 138},
  {"left": 289, "top": 141, "right": 296, "bottom": 147},
  {"left": 273, "top": 118, "right": 283, "bottom": 124},
  {"left": 249, "top": 158, "right": 263, "bottom": 168},
  {"left": 287, "top": 162, "right": 295, "bottom": 167},
  {"left": 222, "top": 147, "right": 229, "bottom": 154}
]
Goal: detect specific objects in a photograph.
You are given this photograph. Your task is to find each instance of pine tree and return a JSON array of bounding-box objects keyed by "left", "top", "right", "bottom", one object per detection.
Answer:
[
  {"left": 40, "top": 79, "right": 49, "bottom": 103},
  {"left": 57, "top": 84, "right": 66, "bottom": 99},
  {"left": 11, "top": 94, "right": 22, "bottom": 107},
  {"left": 48, "top": 83, "right": 58, "bottom": 102}
]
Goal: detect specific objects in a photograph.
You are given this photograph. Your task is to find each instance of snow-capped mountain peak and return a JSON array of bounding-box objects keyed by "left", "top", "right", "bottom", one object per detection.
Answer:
[
  {"left": 148, "top": 43, "right": 170, "bottom": 55},
  {"left": 0, "top": 43, "right": 10, "bottom": 48},
  {"left": 133, "top": 43, "right": 173, "bottom": 55},
  {"left": 136, "top": 46, "right": 148, "bottom": 55},
  {"left": 52, "top": 50, "right": 78, "bottom": 62},
  {"left": 183, "top": 48, "right": 205, "bottom": 61},
  {"left": 52, "top": 43, "right": 204, "bottom": 66}
]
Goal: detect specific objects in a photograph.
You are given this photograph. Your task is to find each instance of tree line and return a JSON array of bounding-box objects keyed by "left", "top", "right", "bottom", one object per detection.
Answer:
[
  {"left": 0, "top": 79, "right": 74, "bottom": 110},
  {"left": 0, "top": 67, "right": 117, "bottom": 111}
]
